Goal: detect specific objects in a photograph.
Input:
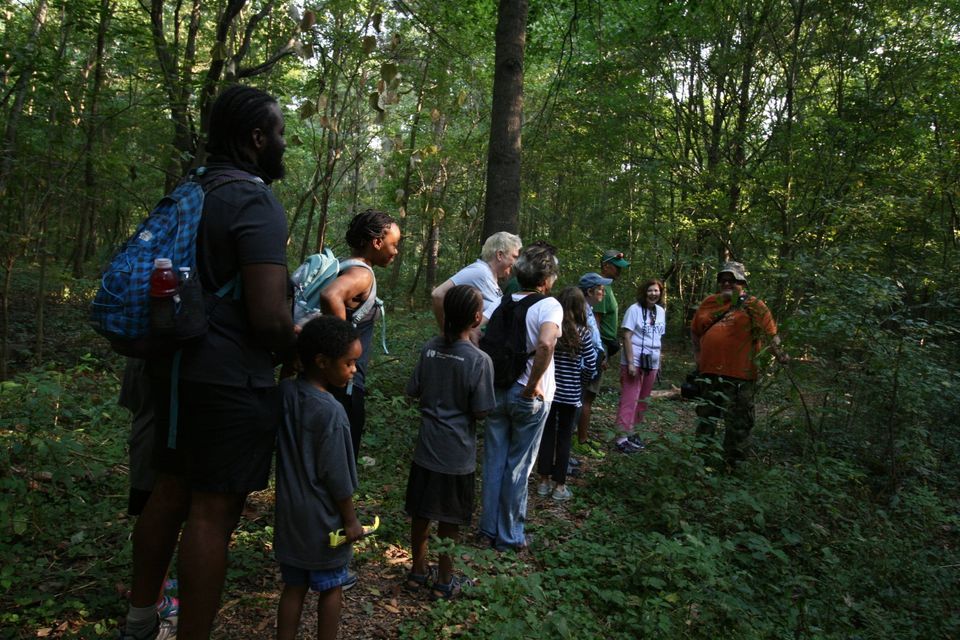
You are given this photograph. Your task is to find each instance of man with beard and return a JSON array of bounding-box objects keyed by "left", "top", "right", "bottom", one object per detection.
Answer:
[
  {"left": 690, "top": 261, "right": 789, "bottom": 466},
  {"left": 122, "top": 85, "right": 297, "bottom": 640}
]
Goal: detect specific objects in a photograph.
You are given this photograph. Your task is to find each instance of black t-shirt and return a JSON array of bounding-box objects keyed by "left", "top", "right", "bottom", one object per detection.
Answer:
[{"left": 179, "top": 163, "right": 289, "bottom": 388}]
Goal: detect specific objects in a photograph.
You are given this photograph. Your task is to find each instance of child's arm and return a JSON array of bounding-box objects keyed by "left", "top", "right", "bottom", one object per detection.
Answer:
[
  {"left": 580, "top": 327, "right": 598, "bottom": 378},
  {"left": 472, "top": 351, "right": 496, "bottom": 421},
  {"left": 334, "top": 495, "right": 363, "bottom": 543}
]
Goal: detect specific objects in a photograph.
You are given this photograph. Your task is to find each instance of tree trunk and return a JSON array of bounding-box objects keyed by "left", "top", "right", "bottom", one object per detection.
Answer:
[
  {"left": 481, "top": 0, "right": 527, "bottom": 238},
  {"left": 0, "top": 0, "right": 49, "bottom": 207},
  {"left": 425, "top": 216, "right": 440, "bottom": 294},
  {"left": 0, "top": 255, "right": 14, "bottom": 380},
  {"left": 72, "top": 0, "right": 112, "bottom": 277},
  {"left": 390, "top": 54, "right": 431, "bottom": 288},
  {"left": 774, "top": 0, "right": 806, "bottom": 314},
  {"left": 33, "top": 220, "right": 48, "bottom": 364}
]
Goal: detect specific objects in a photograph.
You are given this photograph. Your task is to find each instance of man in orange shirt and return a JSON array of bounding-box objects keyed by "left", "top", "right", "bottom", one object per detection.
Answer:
[{"left": 690, "top": 261, "right": 789, "bottom": 464}]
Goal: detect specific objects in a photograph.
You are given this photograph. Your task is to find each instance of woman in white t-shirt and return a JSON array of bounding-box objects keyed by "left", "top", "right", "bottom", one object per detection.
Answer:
[{"left": 614, "top": 279, "right": 666, "bottom": 453}]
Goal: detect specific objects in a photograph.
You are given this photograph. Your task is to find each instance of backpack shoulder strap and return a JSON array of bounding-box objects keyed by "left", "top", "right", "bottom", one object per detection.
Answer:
[
  {"left": 195, "top": 167, "right": 264, "bottom": 194},
  {"left": 338, "top": 258, "right": 373, "bottom": 274},
  {"left": 517, "top": 293, "right": 546, "bottom": 311},
  {"left": 512, "top": 293, "right": 546, "bottom": 355},
  {"left": 338, "top": 259, "right": 377, "bottom": 323}
]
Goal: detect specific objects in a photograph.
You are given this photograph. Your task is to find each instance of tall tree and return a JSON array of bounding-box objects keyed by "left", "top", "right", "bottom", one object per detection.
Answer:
[{"left": 481, "top": 0, "right": 527, "bottom": 238}]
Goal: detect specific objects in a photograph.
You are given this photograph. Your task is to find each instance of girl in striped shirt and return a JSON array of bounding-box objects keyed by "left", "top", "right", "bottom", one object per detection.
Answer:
[{"left": 536, "top": 287, "right": 599, "bottom": 501}]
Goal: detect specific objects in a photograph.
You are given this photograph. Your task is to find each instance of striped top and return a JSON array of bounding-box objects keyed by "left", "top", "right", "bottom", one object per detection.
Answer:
[{"left": 553, "top": 325, "right": 598, "bottom": 406}]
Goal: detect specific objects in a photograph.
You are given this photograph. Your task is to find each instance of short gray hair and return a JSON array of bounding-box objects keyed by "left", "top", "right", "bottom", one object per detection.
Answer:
[
  {"left": 480, "top": 231, "right": 522, "bottom": 262},
  {"left": 514, "top": 245, "right": 559, "bottom": 290}
]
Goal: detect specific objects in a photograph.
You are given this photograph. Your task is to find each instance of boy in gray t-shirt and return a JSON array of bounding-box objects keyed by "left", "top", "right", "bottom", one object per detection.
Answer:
[
  {"left": 275, "top": 317, "right": 363, "bottom": 640},
  {"left": 405, "top": 285, "right": 495, "bottom": 600}
]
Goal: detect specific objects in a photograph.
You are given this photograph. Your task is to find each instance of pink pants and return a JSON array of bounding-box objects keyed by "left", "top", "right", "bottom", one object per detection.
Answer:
[{"left": 616, "top": 365, "right": 657, "bottom": 433}]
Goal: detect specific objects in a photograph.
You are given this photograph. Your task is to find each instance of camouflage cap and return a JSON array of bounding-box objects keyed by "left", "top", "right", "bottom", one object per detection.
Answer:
[{"left": 718, "top": 261, "right": 748, "bottom": 284}]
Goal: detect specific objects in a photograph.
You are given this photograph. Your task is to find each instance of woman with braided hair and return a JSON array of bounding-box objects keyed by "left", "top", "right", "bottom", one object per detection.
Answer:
[{"left": 320, "top": 209, "right": 401, "bottom": 460}]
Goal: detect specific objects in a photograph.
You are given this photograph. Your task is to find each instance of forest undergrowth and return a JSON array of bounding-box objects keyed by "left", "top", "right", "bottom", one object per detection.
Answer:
[{"left": 0, "top": 270, "right": 958, "bottom": 639}]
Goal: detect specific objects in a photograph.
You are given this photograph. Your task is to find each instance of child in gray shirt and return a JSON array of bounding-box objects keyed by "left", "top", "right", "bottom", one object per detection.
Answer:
[
  {"left": 405, "top": 285, "right": 495, "bottom": 600},
  {"left": 275, "top": 316, "right": 363, "bottom": 640}
]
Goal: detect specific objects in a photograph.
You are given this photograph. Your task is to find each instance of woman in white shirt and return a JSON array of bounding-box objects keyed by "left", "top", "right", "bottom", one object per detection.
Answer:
[{"left": 614, "top": 279, "right": 666, "bottom": 453}]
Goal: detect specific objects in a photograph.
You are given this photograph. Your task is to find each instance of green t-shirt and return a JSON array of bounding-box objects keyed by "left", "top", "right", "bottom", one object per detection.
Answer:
[
  {"left": 594, "top": 285, "right": 619, "bottom": 343},
  {"left": 502, "top": 276, "right": 520, "bottom": 296}
]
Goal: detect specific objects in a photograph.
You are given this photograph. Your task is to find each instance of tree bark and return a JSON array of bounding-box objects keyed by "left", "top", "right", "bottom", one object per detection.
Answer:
[
  {"left": 481, "top": 0, "right": 527, "bottom": 239},
  {"left": 0, "top": 0, "right": 49, "bottom": 207},
  {"left": 72, "top": 0, "right": 112, "bottom": 277},
  {"left": 389, "top": 54, "right": 431, "bottom": 288}
]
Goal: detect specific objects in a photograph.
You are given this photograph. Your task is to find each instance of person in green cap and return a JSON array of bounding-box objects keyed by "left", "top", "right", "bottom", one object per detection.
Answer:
[
  {"left": 594, "top": 249, "right": 630, "bottom": 356},
  {"left": 574, "top": 249, "right": 629, "bottom": 457}
]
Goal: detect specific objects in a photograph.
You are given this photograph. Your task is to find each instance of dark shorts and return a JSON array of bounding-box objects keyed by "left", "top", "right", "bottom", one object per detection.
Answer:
[
  {"left": 405, "top": 462, "right": 474, "bottom": 526},
  {"left": 279, "top": 563, "right": 350, "bottom": 593},
  {"left": 151, "top": 375, "right": 280, "bottom": 494},
  {"left": 128, "top": 488, "right": 152, "bottom": 516},
  {"left": 602, "top": 339, "right": 620, "bottom": 359}
]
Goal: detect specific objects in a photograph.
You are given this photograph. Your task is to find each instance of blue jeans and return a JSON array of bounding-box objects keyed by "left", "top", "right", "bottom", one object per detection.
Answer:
[{"left": 479, "top": 384, "right": 550, "bottom": 550}]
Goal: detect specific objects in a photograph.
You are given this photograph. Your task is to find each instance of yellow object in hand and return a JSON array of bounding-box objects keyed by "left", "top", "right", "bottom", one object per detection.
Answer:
[{"left": 328, "top": 515, "right": 380, "bottom": 548}]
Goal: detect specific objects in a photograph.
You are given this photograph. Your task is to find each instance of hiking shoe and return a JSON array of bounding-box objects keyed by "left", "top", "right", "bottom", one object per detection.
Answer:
[
  {"left": 552, "top": 486, "right": 573, "bottom": 502},
  {"left": 616, "top": 439, "right": 642, "bottom": 454},
  {"left": 537, "top": 481, "right": 553, "bottom": 496},
  {"left": 119, "top": 615, "right": 176, "bottom": 640}
]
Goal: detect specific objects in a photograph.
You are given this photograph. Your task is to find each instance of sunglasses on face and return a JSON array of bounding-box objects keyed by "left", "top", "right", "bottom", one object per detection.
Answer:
[{"left": 717, "top": 277, "right": 737, "bottom": 284}]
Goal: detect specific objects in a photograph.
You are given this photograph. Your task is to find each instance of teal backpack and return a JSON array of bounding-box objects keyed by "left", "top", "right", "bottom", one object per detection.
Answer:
[{"left": 290, "top": 251, "right": 388, "bottom": 354}]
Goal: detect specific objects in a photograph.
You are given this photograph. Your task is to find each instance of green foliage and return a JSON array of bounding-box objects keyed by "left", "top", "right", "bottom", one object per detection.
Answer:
[
  {"left": 0, "top": 358, "right": 130, "bottom": 636},
  {"left": 403, "top": 431, "right": 959, "bottom": 638},
  {"left": 3, "top": 0, "right": 960, "bottom": 635},
  {"left": 0, "top": 279, "right": 958, "bottom": 637}
]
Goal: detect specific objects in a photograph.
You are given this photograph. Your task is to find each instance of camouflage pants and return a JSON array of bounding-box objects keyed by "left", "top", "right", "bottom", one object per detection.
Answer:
[{"left": 694, "top": 374, "right": 756, "bottom": 463}]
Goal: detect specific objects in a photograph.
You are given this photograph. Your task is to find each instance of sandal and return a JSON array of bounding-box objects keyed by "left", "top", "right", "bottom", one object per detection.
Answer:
[
  {"left": 430, "top": 575, "right": 474, "bottom": 601},
  {"left": 156, "top": 594, "right": 179, "bottom": 619},
  {"left": 404, "top": 565, "right": 438, "bottom": 592}
]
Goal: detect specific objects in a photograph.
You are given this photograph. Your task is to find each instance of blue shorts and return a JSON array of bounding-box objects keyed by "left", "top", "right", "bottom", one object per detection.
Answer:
[{"left": 279, "top": 563, "right": 350, "bottom": 593}]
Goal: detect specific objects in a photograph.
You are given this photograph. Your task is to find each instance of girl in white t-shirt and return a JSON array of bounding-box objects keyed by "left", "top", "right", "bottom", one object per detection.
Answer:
[{"left": 615, "top": 279, "right": 666, "bottom": 453}]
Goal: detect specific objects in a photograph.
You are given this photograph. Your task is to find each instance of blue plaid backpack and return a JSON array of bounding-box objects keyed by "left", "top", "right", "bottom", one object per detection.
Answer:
[{"left": 89, "top": 167, "right": 261, "bottom": 356}]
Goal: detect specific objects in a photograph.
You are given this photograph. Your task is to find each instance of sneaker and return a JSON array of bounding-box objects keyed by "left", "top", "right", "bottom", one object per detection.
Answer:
[
  {"left": 616, "top": 439, "right": 642, "bottom": 454},
  {"left": 537, "top": 481, "right": 553, "bottom": 496},
  {"left": 119, "top": 615, "right": 176, "bottom": 640},
  {"left": 155, "top": 595, "right": 178, "bottom": 619},
  {"left": 627, "top": 434, "right": 646, "bottom": 451},
  {"left": 342, "top": 571, "right": 359, "bottom": 591},
  {"left": 551, "top": 486, "right": 573, "bottom": 502}
]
